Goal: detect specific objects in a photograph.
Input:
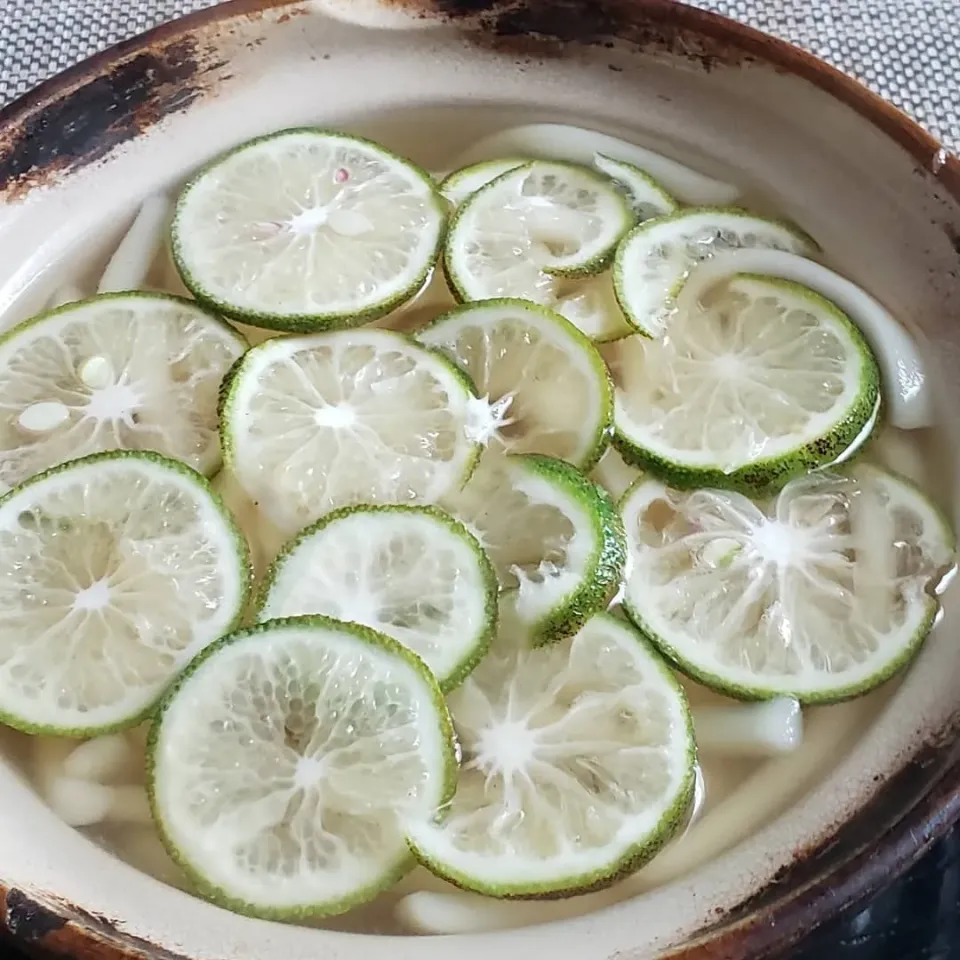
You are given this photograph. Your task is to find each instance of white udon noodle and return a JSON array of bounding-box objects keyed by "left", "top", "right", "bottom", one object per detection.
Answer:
[{"left": 8, "top": 157, "right": 931, "bottom": 935}]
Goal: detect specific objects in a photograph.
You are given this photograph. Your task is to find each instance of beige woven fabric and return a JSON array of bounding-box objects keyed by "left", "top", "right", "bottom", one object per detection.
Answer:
[{"left": 2, "top": 0, "right": 958, "bottom": 150}]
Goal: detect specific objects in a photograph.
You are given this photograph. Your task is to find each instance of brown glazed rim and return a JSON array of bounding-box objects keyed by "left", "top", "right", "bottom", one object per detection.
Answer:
[{"left": 1, "top": 1, "right": 960, "bottom": 958}]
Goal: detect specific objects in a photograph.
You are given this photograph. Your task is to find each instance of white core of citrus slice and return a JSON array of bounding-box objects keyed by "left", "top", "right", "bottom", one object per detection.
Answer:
[
  {"left": 448, "top": 123, "right": 739, "bottom": 206},
  {"left": 620, "top": 464, "right": 955, "bottom": 701},
  {"left": 677, "top": 247, "right": 933, "bottom": 430},
  {"left": 0, "top": 294, "right": 247, "bottom": 491},
  {"left": 593, "top": 154, "right": 678, "bottom": 222},
  {"left": 406, "top": 612, "right": 695, "bottom": 895},
  {"left": 173, "top": 129, "right": 445, "bottom": 329},
  {"left": 442, "top": 454, "right": 625, "bottom": 644},
  {"left": 607, "top": 274, "right": 881, "bottom": 485},
  {"left": 418, "top": 299, "right": 613, "bottom": 469},
  {"left": 446, "top": 161, "right": 632, "bottom": 290},
  {"left": 149, "top": 617, "right": 457, "bottom": 917},
  {"left": 0, "top": 452, "right": 250, "bottom": 734},
  {"left": 613, "top": 209, "right": 815, "bottom": 338},
  {"left": 221, "top": 328, "right": 480, "bottom": 534},
  {"left": 257, "top": 505, "right": 497, "bottom": 690},
  {"left": 440, "top": 159, "right": 526, "bottom": 207}
]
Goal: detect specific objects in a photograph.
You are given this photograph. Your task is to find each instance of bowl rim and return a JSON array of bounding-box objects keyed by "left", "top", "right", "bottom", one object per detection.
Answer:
[{"left": 1, "top": 1, "right": 960, "bottom": 958}]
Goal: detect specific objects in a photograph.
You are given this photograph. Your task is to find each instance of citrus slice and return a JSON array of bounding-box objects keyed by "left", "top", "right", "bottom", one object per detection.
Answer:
[
  {"left": 172, "top": 128, "right": 446, "bottom": 331},
  {"left": 443, "top": 454, "right": 626, "bottom": 645},
  {"left": 148, "top": 616, "right": 458, "bottom": 919},
  {"left": 619, "top": 464, "right": 956, "bottom": 702},
  {"left": 607, "top": 275, "right": 881, "bottom": 493},
  {"left": 418, "top": 299, "right": 613, "bottom": 470},
  {"left": 613, "top": 208, "right": 815, "bottom": 338},
  {"left": 406, "top": 611, "right": 695, "bottom": 897},
  {"left": 0, "top": 293, "right": 246, "bottom": 491},
  {"left": 678, "top": 247, "right": 933, "bottom": 430},
  {"left": 445, "top": 161, "right": 633, "bottom": 293},
  {"left": 440, "top": 159, "right": 526, "bottom": 208},
  {"left": 0, "top": 451, "right": 250, "bottom": 735},
  {"left": 257, "top": 505, "right": 498, "bottom": 691},
  {"left": 593, "top": 154, "right": 678, "bottom": 222},
  {"left": 220, "top": 328, "right": 481, "bottom": 534}
]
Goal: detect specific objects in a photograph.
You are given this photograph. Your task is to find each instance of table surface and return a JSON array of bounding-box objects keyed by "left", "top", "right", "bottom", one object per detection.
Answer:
[{"left": 2, "top": 1, "right": 960, "bottom": 958}]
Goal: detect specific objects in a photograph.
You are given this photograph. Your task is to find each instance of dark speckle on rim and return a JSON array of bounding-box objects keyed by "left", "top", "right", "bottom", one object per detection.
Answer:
[
  {"left": 0, "top": 37, "right": 227, "bottom": 201},
  {"left": 944, "top": 224, "right": 960, "bottom": 258},
  {"left": 4, "top": 888, "right": 68, "bottom": 941}
]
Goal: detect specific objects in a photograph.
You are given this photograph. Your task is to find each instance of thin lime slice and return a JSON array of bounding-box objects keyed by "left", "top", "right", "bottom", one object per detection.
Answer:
[
  {"left": 620, "top": 464, "right": 956, "bottom": 702},
  {"left": 443, "top": 454, "right": 626, "bottom": 645},
  {"left": 172, "top": 128, "right": 446, "bottom": 331},
  {"left": 442, "top": 161, "right": 634, "bottom": 342},
  {"left": 593, "top": 154, "right": 678, "bottom": 222},
  {"left": 0, "top": 293, "right": 246, "bottom": 491},
  {"left": 0, "top": 451, "right": 250, "bottom": 735},
  {"left": 418, "top": 299, "right": 613, "bottom": 470},
  {"left": 148, "top": 616, "right": 458, "bottom": 919},
  {"left": 220, "top": 328, "right": 481, "bottom": 534},
  {"left": 257, "top": 505, "right": 498, "bottom": 691},
  {"left": 407, "top": 611, "right": 695, "bottom": 897},
  {"left": 445, "top": 161, "right": 633, "bottom": 292},
  {"left": 608, "top": 275, "right": 881, "bottom": 493},
  {"left": 677, "top": 247, "right": 933, "bottom": 430},
  {"left": 440, "top": 159, "right": 526, "bottom": 208},
  {"left": 613, "top": 208, "right": 815, "bottom": 338}
]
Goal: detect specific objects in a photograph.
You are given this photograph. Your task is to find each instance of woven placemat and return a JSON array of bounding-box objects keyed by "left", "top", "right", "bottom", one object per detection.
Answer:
[{"left": 2, "top": 0, "right": 959, "bottom": 152}]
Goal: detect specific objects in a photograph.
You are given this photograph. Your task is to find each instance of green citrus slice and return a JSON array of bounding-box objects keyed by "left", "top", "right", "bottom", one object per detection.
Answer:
[
  {"left": 148, "top": 616, "right": 458, "bottom": 919},
  {"left": 257, "top": 505, "right": 497, "bottom": 691},
  {"left": 0, "top": 293, "right": 246, "bottom": 491},
  {"left": 406, "top": 611, "right": 695, "bottom": 897},
  {"left": 220, "top": 328, "right": 481, "bottom": 534},
  {"left": 619, "top": 463, "right": 956, "bottom": 702},
  {"left": 418, "top": 299, "right": 613, "bottom": 469},
  {"left": 440, "top": 159, "right": 526, "bottom": 208},
  {"left": 172, "top": 128, "right": 446, "bottom": 331},
  {"left": 442, "top": 453, "right": 626, "bottom": 645},
  {"left": 445, "top": 160, "right": 633, "bottom": 291},
  {"left": 593, "top": 154, "right": 678, "bottom": 222},
  {"left": 0, "top": 451, "right": 250, "bottom": 735},
  {"left": 607, "top": 275, "right": 881, "bottom": 493},
  {"left": 613, "top": 208, "right": 815, "bottom": 338}
]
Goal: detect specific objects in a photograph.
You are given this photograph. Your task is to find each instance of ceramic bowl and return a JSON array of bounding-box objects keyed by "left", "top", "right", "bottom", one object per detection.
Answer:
[{"left": 1, "top": 1, "right": 960, "bottom": 958}]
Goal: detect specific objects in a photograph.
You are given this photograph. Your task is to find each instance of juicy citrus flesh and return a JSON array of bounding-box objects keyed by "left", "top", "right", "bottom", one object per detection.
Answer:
[
  {"left": 593, "top": 154, "right": 678, "bottom": 222},
  {"left": 0, "top": 294, "right": 246, "bottom": 490},
  {"left": 442, "top": 454, "right": 625, "bottom": 644},
  {"left": 0, "top": 452, "right": 248, "bottom": 734},
  {"left": 419, "top": 299, "right": 613, "bottom": 469},
  {"left": 620, "top": 464, "right": 955, "bottom": 701},
  {"left": 258, "top": 505, "right": 497, "bottom": 689},
  {"left": 608, "top": 275, "right": 880, "bottom": 489},
  {"left": 173, "top": 129, "right": 444, "bottom": 327},
  {"left": 149, "top": 617, "right": 456, "bottom": 918},
  {"left": 614, "top": 208, "right": 814, "bottom": 337},
  {"left": 407, "top": 612, "right": 695, "bottom": 895},
  {"left": 440, "top": 159, "right": 526, "bottom": 208},
  {"left": 222, "top": 329, "right": 479, "bottom": 534},
  {"left": 446, "top": 162, "right": 635, "bottom": 339}
]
